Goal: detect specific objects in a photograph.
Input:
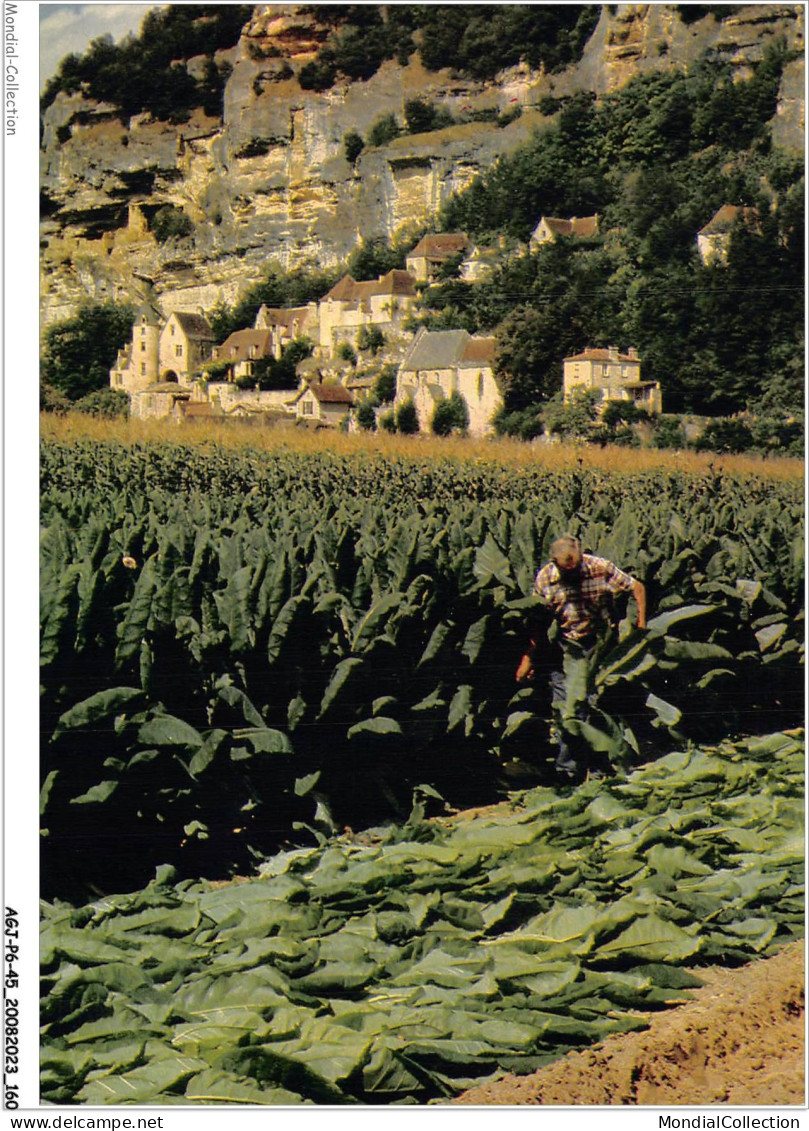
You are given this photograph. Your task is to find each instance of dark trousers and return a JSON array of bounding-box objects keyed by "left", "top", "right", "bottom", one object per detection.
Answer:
[{"left": 548, "top": 638, "right": 605, "bottom": 779}]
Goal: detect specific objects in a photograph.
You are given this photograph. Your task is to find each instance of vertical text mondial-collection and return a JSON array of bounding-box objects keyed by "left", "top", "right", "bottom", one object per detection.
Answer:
[{"left": 5, "top": 2, "right": 19, "bottom": 135}]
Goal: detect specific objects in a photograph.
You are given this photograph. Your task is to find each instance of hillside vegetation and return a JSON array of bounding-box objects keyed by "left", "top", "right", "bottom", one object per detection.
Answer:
[{"left": 434, "top": 39, "right": 804, "bottom": 418}]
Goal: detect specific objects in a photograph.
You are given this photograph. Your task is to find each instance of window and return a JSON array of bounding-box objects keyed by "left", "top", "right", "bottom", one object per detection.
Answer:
[
  {"left": 140, "top": 363, "right": 146, "bottom": 376},
  {"left": 302, "top": 401, "right": 314, "bottom": 416},
  {"left": 169, "top": 323, "right": 175, "bottom": 336},
  {"left": 175, "top": 345, "right": 183, "bottom": 358},
  {"left": 140, "top": 326, "right": 146, "bottom": 336},
  {"left": 477, "top": 372, "right": 484, "bottom": 399},
  {"left": 140, "top": 341, "right": 146, "bottom": 352}
]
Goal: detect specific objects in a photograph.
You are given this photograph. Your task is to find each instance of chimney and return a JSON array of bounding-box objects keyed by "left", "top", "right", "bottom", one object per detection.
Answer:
[{"left": 608, "top": 345, "right": 619, "bottom": 361}]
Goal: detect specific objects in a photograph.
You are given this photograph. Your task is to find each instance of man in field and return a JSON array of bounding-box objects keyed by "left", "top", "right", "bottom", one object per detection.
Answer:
[{"left": 516, "top": 534, "right": 646, "bottom": 782}]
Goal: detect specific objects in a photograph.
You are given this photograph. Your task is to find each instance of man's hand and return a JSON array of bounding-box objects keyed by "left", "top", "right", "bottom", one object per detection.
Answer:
[
  {"left": 515, "top": 653, "right": 534, "bottom": 682},
  {"left": 632, "top": 579, "right": 647, "bottom": 630}
]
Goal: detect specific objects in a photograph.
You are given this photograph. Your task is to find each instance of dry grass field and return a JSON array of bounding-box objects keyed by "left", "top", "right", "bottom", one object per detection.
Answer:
[{"left": 40, "top": 412, "right": 804, "bottom": 481}]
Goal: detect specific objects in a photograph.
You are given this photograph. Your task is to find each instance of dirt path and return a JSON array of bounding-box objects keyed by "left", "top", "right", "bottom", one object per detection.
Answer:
[{"left": 454, "top": 940, "right": 805, "bottom": 1106}]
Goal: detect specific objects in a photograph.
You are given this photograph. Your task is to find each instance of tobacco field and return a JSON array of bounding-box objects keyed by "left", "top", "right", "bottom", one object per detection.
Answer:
[{"left": 39, "top": 439, "right": 804, "bottom": 1104}]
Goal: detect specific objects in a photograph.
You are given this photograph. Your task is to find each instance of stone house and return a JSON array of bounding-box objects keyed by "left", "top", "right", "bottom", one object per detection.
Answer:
[
  {"left": 405, "top": 233, "right": 469, "bottom": 283},
  {"left": 129, "top": 381, "right": 192, "bottom": 421},
  {"left": 318, "top": 269, "right": 417, "bottom": 356},
  {"left": 288, "top": 381, "right": 354, "bottom": 426},
  {"left": 109, "top": 302, "right": 163, "bottom": 393},
  {"left": 254, "top": 303, "right": 319, "bottom": 355},
  {"left": 111, "top": 305, "right": 216, "bottom": 395},
  {"left": 697, "top": 205, "right": 761, "bottom": 266},
  {"left": 211, "top": 329, "right": 275, "bottom": 381},
  {"left": 563, "top": 346, "right": 662, "bottom": 414},
  {"left": 531, "top": 214, "right": 599, "bottom": 247},
  {"left": 395, "top": 328, "right": 502, "bottom": 436},
  {"left": 158, "top": 311, "right": 216, "bottom": 382},
  {"left": 207, "top": 384, "right": 294, "bottom": 418},
  {"left": 459, "top": 244, "right": 502, "bottom": 283}
]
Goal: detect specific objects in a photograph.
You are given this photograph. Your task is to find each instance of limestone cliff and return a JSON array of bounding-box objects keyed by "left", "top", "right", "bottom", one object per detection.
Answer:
[{"left": 39, "top": 4, "right": 804, "bottom": 325}]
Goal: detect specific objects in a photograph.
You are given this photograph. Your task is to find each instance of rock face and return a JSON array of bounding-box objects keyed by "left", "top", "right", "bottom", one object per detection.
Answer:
[{"left": 39, "top": 3, "right": 804, "bottom": 325}]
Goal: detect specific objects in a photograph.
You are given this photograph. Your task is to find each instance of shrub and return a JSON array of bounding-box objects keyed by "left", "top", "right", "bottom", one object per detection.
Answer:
[
  {"left": 431, "top": 390, "right": 469, "bottom": 436},
  {"left": 493, "top": 405, "right": 544, "bottom": 441},
  {"left": 542, "top": 389, "right": 601, "bottom": 440},
  {"left": 395, "top": 399, "right": 419, "bottom": 434},
  {"left": 73, "top": 388, "right": 130, "bottom": 419},
  {"left": 298, "top": 54, "right": 337, "bottom": 92},
  {"left": 344, "top": 130, "right": 364, "bottom": 165},
  {"left": 40, "top": 382, "right": 72, "bottom": 414},
  {"left": 694, "top": 418, "right": 755, "bottom": 454},
  {"left": 151, "top": 205, "right": 194, "bottom": 244},
  {"left": 368, "top": 113, "right": 400, "bottom": 147},
  {"left": 404, "top": 98, "right": 454, "bottom": 134},
  {"left": 497, "top": 105, "right": 523, "bottom": 128},
  {"left": 357, "top": 325, "right": 385, "bottom": 354},
  {"left": 373, "top": 364, "right": 398, "bottom": 404},
  {"left": 355, "top": 400, "right": 377, "bottom": 431},
  {"left": 379, "top": 409, "right": 396, "bottom": 433},
  {"left": 652, "top": 416, "right": 687, "bottom": 450},
  {"left": 235, "top": 374, "right": 257, "bottom": 390},
  {"left": 337, "top": 342, "right": 358, "bottom": 366}
]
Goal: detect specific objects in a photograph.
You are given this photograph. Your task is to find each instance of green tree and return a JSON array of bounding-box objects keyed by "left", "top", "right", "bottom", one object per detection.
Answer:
[
  {"left": 542, "top": 388, "right": 601, "bottom": 439},
  {"left": 41, "top": 301, "right": 134, "bottom": 402}
]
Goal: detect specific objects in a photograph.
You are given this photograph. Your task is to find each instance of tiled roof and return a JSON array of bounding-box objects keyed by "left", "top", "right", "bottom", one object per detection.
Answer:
[
  {"left": 407, "top": 233, "right": 469, "bottom": 259},
  {"left": 326, "top": 270, "right": 416, "bottom": 303},
  {"left": 134, "top": 382, "right": 192, "bottom": 395},
  {"left": 214, "top": 330, "right": 274, "bottom": 360},
  {"left": 400, "top": 329, "right": 469, "bottom": 372},
  {"left": 181, "top": 401, "right": 215, "bottom": 416},
  {"left": 324, "top": 275, "right": 358, "bottom": 301},
  {"left": 291, "top": 381, "right": 354, "bottom": 405},
  {"left": 698, "top": 204, "right": 760, "bottom": 236},
  {"left": 564, "top": 348, "right": 641, "bottom": 363},
  {"left": 535, "top": 215, "right": 599, "bottom": 239},
  {"left": 460, "top": 336, "right": 496, "bottom": 365},
  {"left": 172, "top": 311, "right": 216, "bottom": 340}
]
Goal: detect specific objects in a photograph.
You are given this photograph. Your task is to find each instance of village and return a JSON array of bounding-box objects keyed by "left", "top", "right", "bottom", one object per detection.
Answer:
[{"left": 110, "top": 204, "right": 756, "bottom": 435}]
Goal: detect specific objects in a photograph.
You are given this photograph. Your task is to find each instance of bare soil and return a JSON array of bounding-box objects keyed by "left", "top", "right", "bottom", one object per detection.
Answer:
[{"left": 454, "top": 940, "right": 805, "bottom": 1107}]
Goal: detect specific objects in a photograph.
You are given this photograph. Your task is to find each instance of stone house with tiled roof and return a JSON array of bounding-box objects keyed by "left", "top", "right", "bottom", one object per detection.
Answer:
[
  {"left": 111, "top": 304, "right": 215, "bottom": 394},
  {"left": 395, "top": 327, "right": 502, "bottom": 436},
  {"left": 318, "top": 269, "right": 417, "bottom": 356},
  {"left": 289, "top": 380, "right": 354, "bottom": 426},
  {"left": 405, "top": 233, "right": 469, "bottom": 283},
  {"left": 212, "top": 329, "right": 275, "bottom": 381},
  {"left": 159, "top": 311, "right": 216, "bottom": 382},
  {"left": 563, "top": 346, "right": 661, "bottom": 414},
  {"left": 697, "top": 205, "right": 761, "bottom": 266},
  {"left": 254, "top": 303, "right": 319, "bottom": 355},
  {"left": 531, "top": 215, "right": 599, "bottom": 247},
  {"left": 129, "top": 380, "right": 193, "bottom": 421}
]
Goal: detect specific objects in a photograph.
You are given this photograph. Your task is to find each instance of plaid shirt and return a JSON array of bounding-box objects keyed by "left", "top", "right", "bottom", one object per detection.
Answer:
[{"left": 533, "top": 554, "right": 636, "bottom": 644}]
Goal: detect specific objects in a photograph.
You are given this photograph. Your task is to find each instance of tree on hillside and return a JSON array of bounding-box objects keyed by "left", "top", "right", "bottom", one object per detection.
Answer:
[{"left": 41, "top": 302, "right": 134, "bottom": 402}]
